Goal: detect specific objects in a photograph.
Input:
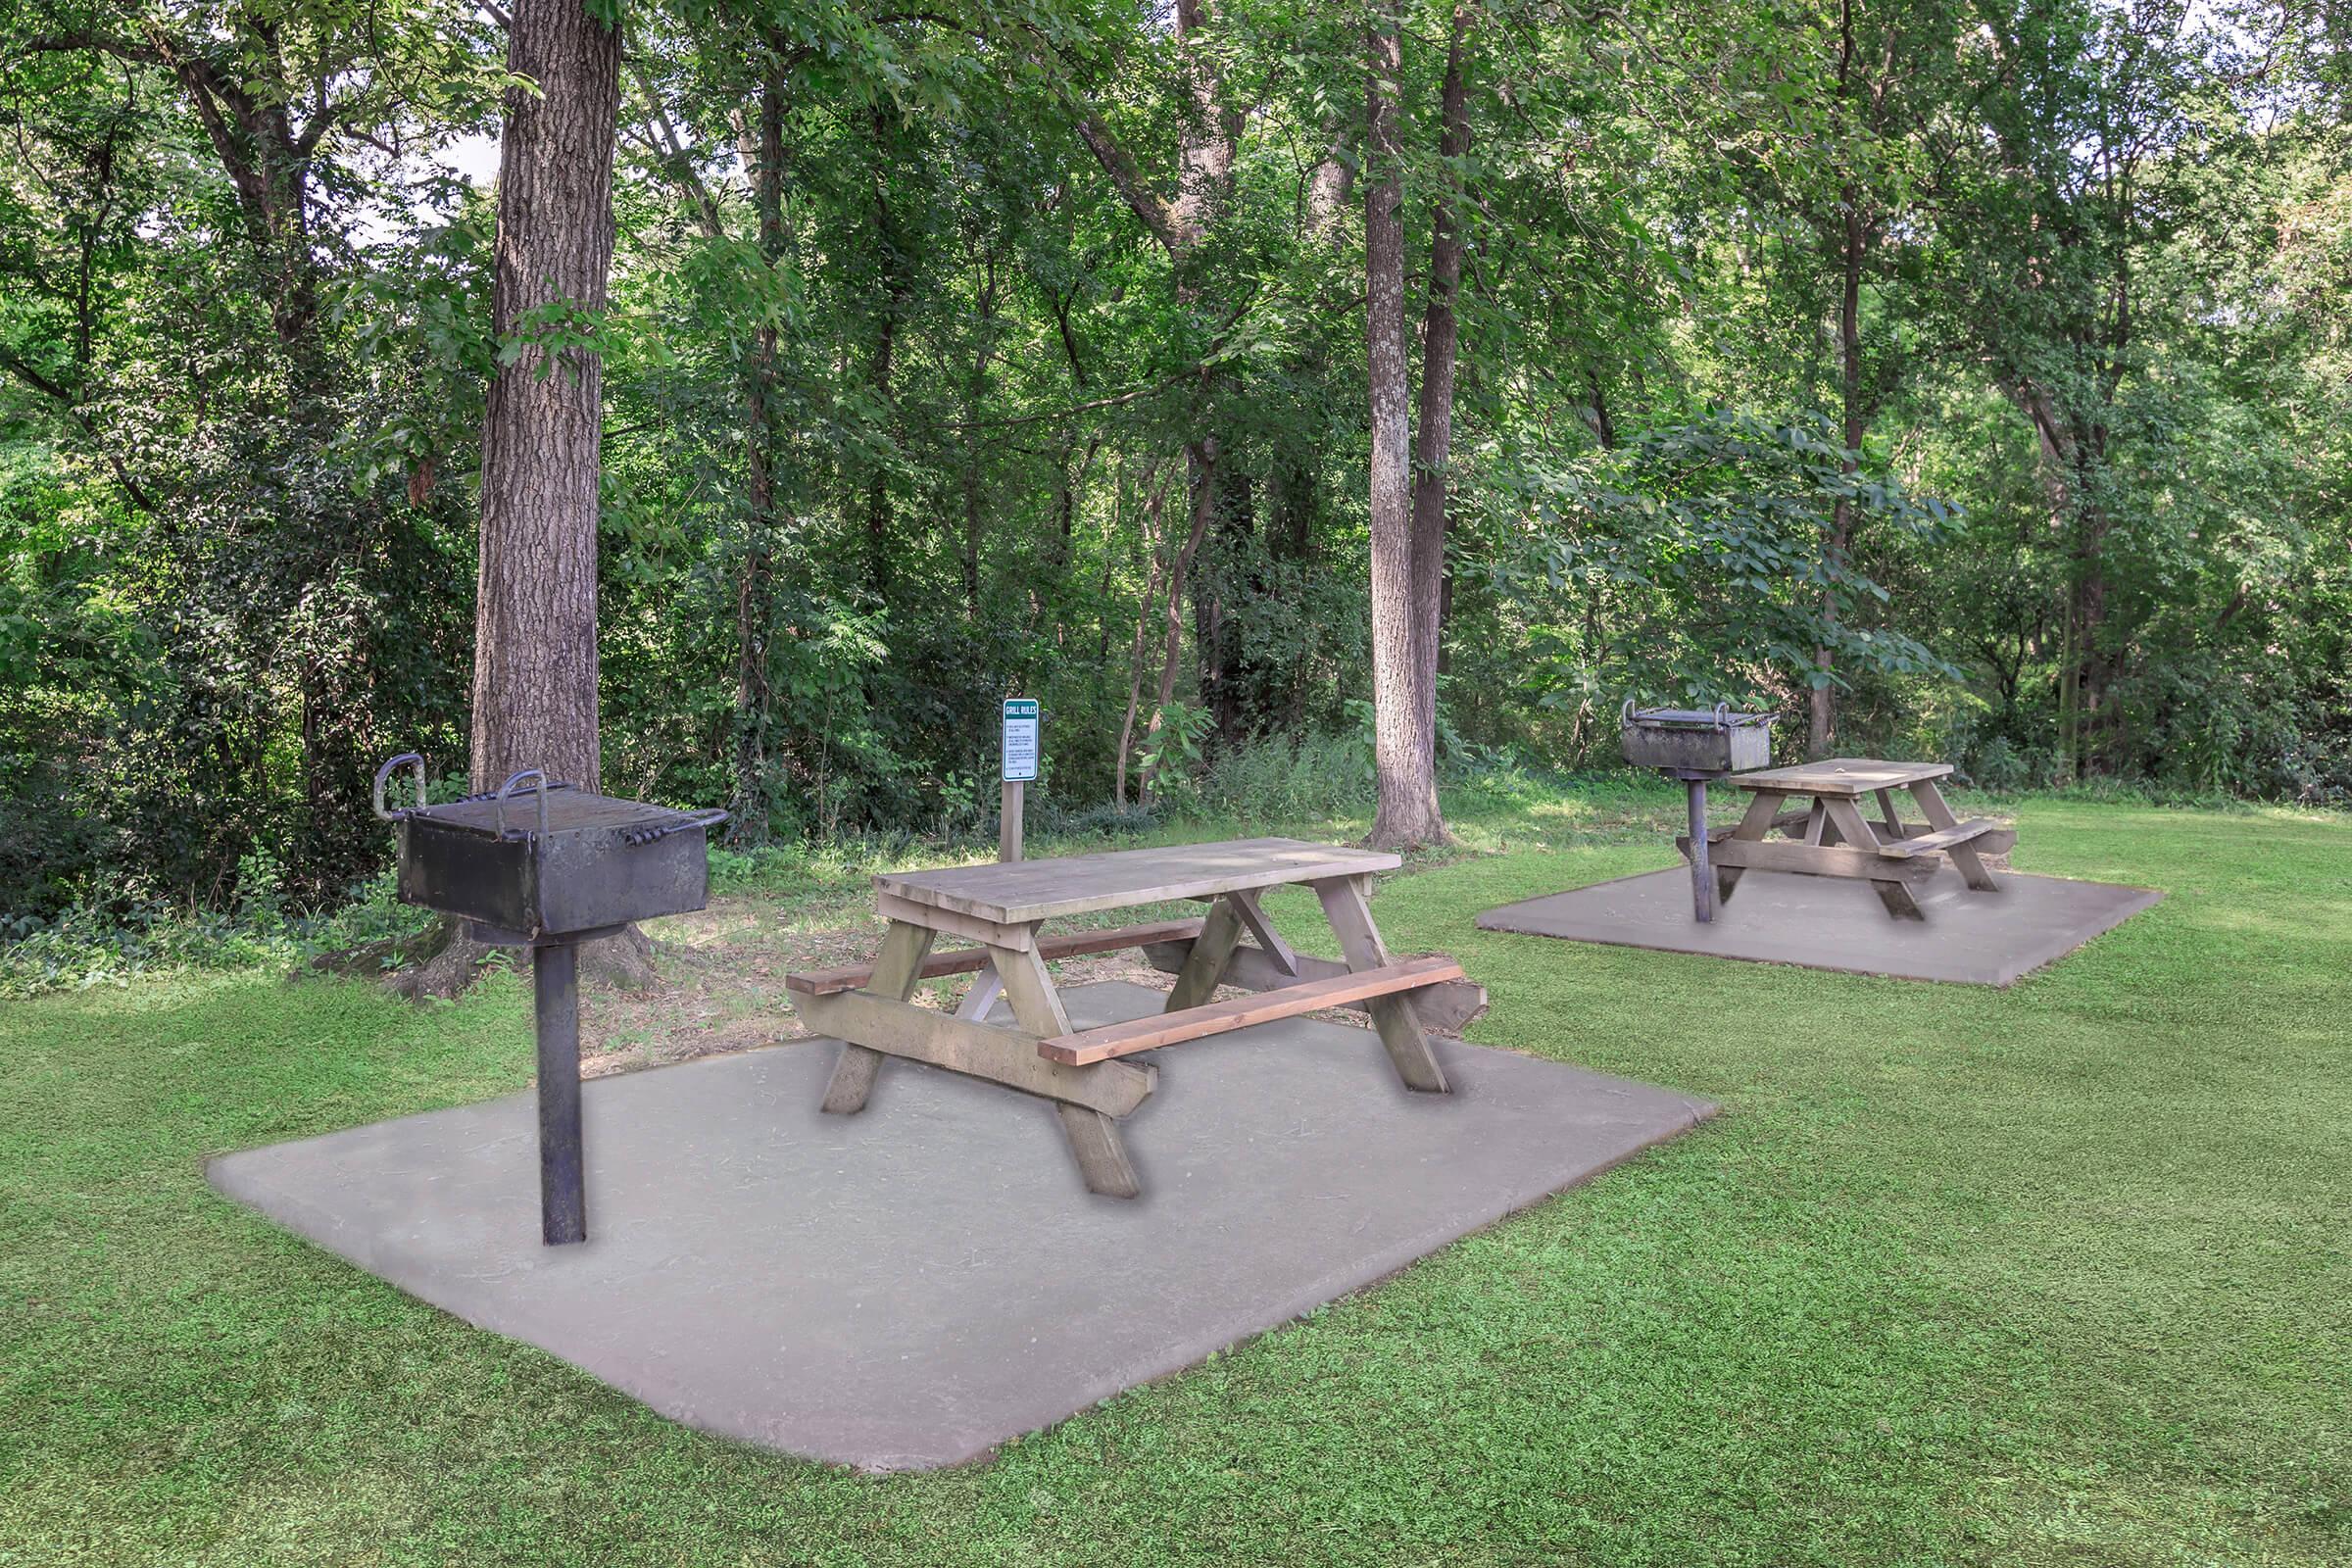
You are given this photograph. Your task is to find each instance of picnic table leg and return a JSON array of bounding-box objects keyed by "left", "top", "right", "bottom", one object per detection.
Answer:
[
  {"left": 1313, "top": 875, "right": 1449, "bottom": 1095},
  {"left": 954, "top": 959, "right": 1004, "bottom": 1021},
  {"left": 990, "top": 941, "right": 1142, "bottom": 1199},
  {"left": 1717, "top": 791, "right": 1785, "bottom": 906},
  {"left": 1228, "top": 888, "right": 1300, "bottom": 976},
  {"left": 1874, "top": 788, "right": 1906, "bottom": 839},
  {"left": 1821, "top": 797, "right": 1926, "bottom": 920},
  {"left": 1911, "top": 780, "right": 2000, "bottom": 891},
  {"left": 820, "top": 920, "right": 937, "bottom": 1113},
  {"left": 1165, "top": 893, "right": 1247, "bottom": 1011}
]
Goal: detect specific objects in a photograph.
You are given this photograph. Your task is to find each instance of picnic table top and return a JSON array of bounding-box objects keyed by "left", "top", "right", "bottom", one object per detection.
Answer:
[
  {"left": 873, "top": 836, "right": 1399, "bottom": 925},
  {"left": 1732, "top": 758, "right": 1953, "bottom": 797}
]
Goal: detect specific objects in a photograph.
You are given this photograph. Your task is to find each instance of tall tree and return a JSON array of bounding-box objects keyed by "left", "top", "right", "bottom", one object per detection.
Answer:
[
  {"left": 1408, "top": 2, "right": 1477, "bottom": 796},
  {"left": 1364, "top": 0, "right": 1444, "bottom": 846},
  {"left": 395, "top": 0, "right": 632, "bottom": 995},
  {"left": 469, "top": 0, "right": 622, "bottom": 796}
]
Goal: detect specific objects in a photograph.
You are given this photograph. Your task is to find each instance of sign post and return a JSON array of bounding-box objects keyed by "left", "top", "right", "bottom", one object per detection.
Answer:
[{"left": 1000, "top": 697, "right": 1039, "bottom": 862}]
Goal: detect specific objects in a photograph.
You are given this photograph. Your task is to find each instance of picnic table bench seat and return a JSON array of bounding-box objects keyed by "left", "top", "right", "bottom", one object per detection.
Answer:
[
  {"left": 1039, "top": 955, "right": 1466, "bottom": 1065},
  {"left": 1874, "top": 819, "right": 2005, "bottom": 858}
]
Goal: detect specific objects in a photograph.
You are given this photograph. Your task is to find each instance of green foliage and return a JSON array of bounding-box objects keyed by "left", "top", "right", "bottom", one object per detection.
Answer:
[
  {"left": 0, "top": 0, "right": 2343, "bottom": 925},
  {"left": 0, "top": 868, "right": 432, "bottom": 1000}
]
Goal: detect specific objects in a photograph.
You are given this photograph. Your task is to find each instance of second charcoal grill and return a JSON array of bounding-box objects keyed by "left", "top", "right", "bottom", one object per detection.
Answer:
[{"left": 1620, "top": 704, "right": 1776, "bottom": 922}]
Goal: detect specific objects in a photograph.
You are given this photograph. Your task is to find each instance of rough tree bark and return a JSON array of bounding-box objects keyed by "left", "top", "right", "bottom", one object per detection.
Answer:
[
  {"left": 865, "top": 106, "right": 907, "bottom": 597},
  {"left": 1407, "top": 4, "right": 1474, "bottom": 800},
  {"left": 1364, "top": 0, "right": 1444, "bottom": 849},
  {"left": 1814, "top": 187, "right": 1863, "bottom": 757},
  {"left": 1139, "top": 467, "right": 1216, "bottom": 806},
  {"left": 405, "top": 0, "right": 635, "bottom": 997},
  {"left": 1062, "top": 0, "right": 1239, "bottom": 747},
  {"left": 734, "top": 75, "right": 785, "bottom": 839}
]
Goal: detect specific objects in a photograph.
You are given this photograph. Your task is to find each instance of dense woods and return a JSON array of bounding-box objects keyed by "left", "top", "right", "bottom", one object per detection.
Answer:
[{"left": 0, "top": 0, "right": 2345, "bottom": 920}]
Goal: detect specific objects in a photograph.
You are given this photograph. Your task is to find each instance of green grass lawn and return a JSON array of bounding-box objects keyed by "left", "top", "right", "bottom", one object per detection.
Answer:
[{"left": 2, "top": 792, "right": 2345, "bottom": 1565}]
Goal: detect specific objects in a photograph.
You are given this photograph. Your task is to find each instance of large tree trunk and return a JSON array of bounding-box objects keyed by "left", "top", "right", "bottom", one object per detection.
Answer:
[
  {"left": 959, "top": 247, "right": 1002, "bottom": 617},
  {"left": 1408, "top": 4, "right": 1474, "bottom": 785},
  {"left": 1364, "top": 0, "right": 1444, "bottom": 849},
  {"left": 413, "top": 0, "right": 639, "bottom": 998},
  {"left": 471, "top": 0, "right": 619, "bottom": 794},
  {"left": 1813, "top": 190, "right": 1864, "bottom": 757},
  {"left": 1115, "top": 463, "right": 1173, "bottom": 805},
  {"left": 734, "top": 76, "right": 785, "bottom": 841},
  {"left": 1139, "top": 471, "right": 1216, "bottom": 806},
  {"left": 1066, "top": 0, "right": 1238, "bottom": 703}
]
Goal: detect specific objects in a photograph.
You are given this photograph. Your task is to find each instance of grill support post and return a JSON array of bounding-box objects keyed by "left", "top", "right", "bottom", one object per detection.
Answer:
[
  {"left": 1678, "top": 770, "right": 1715, "bottom": 923},
  {"left": 533, "top": 941, "right": 587, "bottom": 1245}
]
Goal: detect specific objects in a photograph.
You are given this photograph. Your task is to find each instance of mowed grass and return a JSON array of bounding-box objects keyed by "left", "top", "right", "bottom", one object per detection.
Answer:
[{"left": 0, "top": 795, "right": 2345, "bottom": 1565}]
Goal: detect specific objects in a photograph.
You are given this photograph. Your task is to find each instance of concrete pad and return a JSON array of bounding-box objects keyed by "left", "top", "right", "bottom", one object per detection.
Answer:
[
  {"left": 1477, "top": 867, "right": 2160, "bottom": 986},
  {"left": 209, "top": 981, "right": 1713, "bottom": 1472}
]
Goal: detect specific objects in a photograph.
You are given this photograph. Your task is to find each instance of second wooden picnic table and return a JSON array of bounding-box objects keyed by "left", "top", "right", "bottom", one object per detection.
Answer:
[
  {"left": 785, "top": 837, "right": 1486, "bottom": 1199},
  {"left": 1689, "top": 758, "right": 2018, "bottom": 920}
]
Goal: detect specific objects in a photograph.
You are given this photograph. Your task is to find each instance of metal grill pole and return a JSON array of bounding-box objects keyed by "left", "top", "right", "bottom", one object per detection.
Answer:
[
  {"left": 1687, "top": 776, "right": 1714, "bottom": 923},
  {"left": 534, "top": 942, "right": 587, "bottom": 1245}
]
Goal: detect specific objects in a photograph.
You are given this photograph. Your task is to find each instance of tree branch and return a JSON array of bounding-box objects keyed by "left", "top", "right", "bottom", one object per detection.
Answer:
[
  {"left": 0, "top": 345, "right": 153, "bottom": 513},
  {"left": 1068, "top": 104, "right": 1181, "bottom": 254}
]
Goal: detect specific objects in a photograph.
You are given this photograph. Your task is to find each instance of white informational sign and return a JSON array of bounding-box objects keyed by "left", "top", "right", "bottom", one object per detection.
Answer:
[{"left": 1001, "top": 698, "right": 1040, "bottom": 783}]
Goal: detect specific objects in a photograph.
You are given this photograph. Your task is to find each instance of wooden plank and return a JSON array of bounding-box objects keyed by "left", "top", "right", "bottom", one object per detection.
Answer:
[
  {"left": 1910, "top": 780, "right": 2001, "bottom": 891},
  {"left": 1875, "top": 819, "right": 2001, "bottom": 858},
  {"left": 1690, "top": 807, "right": 1813, "bottom": 844},
  {"left": 1165, "top": 894, "right": 1246, "bottom": 1011},
  {"left": 1704, "top": 835, "right": 1945, "bottom": 882},
  {"left": 819, "top": 921, "right": 934, "bottom": 1115},
  {"left": 1819, "top": 795, "right": 1887, "bottom": 852},
  {"left": 1873, "top": 788, "right": 1905, "bottom": 838},
  {"left": 1054, "top": 1104, "right": 1140, "bottom": 1200},
  {"left": 953, "top": 961, "right": 1003, "bottom": 1022},
  {"left": 988, "top": 941, "right": 1141, "bottom": 1198},
  {"left": 1821, "top": 796, "right": 1926, "bottom": 919},
  {"left": 1313, "top": 876, "right": 1450, "bottom": 1094},
  {"left": 873, "top": 890, "right": 1036, "bottom": 951},
  {"left": 1227, "top": 887, "right": 1298, "bottom": 976},
  {"left": 989, "top": 943, "right": 1072, "bottom": 1039},
  {"left": 793, "top": 988, "right": 1155, "bottom": 1118},
  {"left": 785, "top": 917, "right": 1205, "bottom": 997},
  {"left": 871, "top": 837, "right": 1400, "bottom": 926},
  {"left": 1699, "top": 817, "right": 2015, "bottom": 854},
  {"left": 1715, "top": 789, "right": 1788, "bottom": 906},
  {"left": 1140, "top": 941, "right": 1491, "bottom": 1034},
  {"left": 1040, "top": 956, "right": 1468, "bottom": 1066},
  {"left": 1731, "top": 758, "right": 1953, "bottom": 797}
]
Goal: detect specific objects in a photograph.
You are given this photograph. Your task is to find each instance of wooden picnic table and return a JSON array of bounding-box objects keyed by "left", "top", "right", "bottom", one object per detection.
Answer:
[
  {"left": 1683, "top": 758, "right": 2018, "bottom": 921},
  {"left": 784, "top": 837, "right": 1486, "bottom": 1199}
]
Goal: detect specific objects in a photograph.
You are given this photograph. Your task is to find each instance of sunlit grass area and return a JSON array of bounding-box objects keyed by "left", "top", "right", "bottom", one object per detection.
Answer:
[{"left": 1, "top": 789, "right": 2344, "bottom": 1564}]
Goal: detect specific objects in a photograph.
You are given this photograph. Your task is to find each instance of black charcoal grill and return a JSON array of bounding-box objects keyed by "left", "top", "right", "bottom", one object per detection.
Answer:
[
  {"left": 1620, "top": 703, "right": 1776, "bottom": 923},
  {"left": 373, "top": 756, "right": 725, "bottom": 1244}
]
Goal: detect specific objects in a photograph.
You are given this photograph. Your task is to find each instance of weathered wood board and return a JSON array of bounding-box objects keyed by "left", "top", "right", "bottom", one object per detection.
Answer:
[{"left": 872, "top": 837, "right": 1400, "bottom": 925}]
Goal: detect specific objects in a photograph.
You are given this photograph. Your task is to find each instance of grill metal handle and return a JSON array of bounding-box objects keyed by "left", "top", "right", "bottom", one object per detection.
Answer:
[
  {"left": 373, "top": 754, "right": 426, "bottom": 820},
  {"left": 622, "top": 808, "right": 729, "bottom": 847},
  {"left": 493, "top": 769, "right": 552, "bottom": 840}
]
